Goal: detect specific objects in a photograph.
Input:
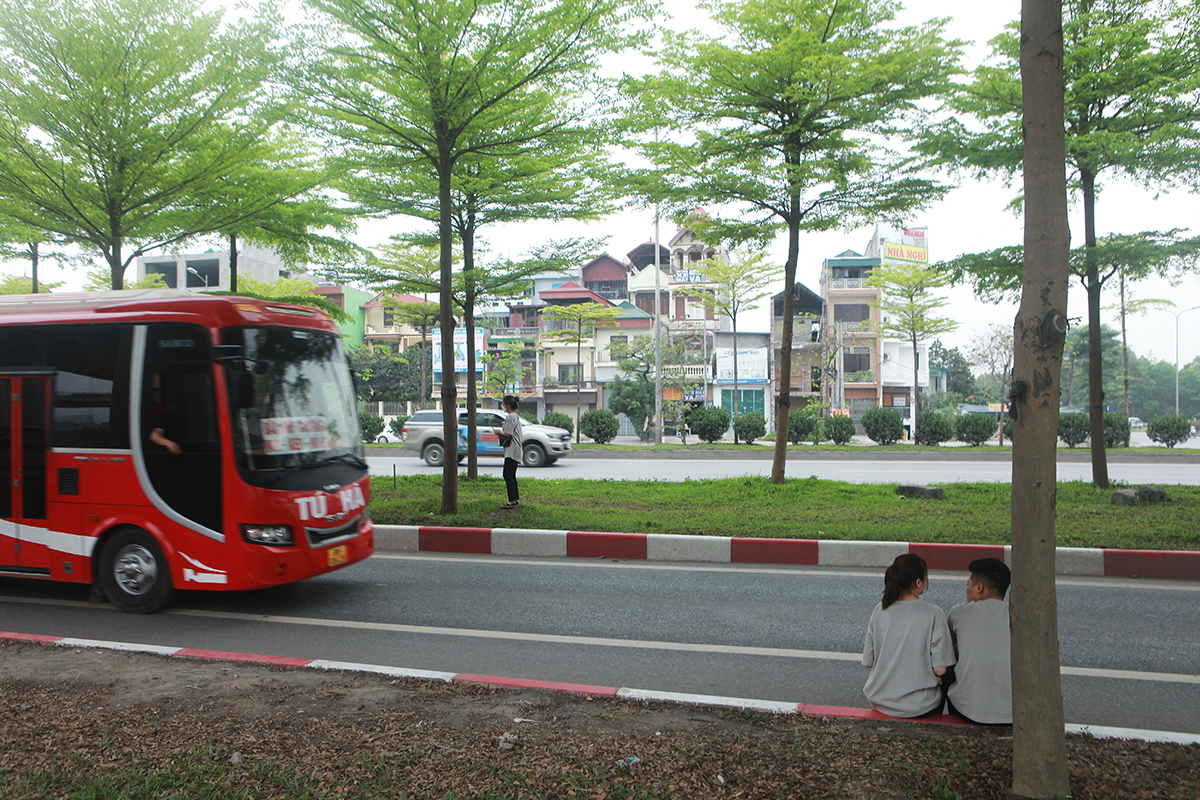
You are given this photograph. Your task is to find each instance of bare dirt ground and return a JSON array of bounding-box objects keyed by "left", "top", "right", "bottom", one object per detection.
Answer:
[{"left": 1, "top": 639, "right": 1197, "bottom": 799}]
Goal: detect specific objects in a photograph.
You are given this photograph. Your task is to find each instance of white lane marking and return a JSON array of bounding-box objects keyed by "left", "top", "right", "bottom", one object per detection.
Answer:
[
  {"left": 1065, "top": 724, "right": 1200, "bottom": 746},
  {"left": 1061, "top": 666, "right": 1200, "bottom": 685},
  {"left": 164, "top": 607, "right": 864, "bottom": 662},
  {"left": 370, "top": 553, "right": 1200, "bottom": 591},
  {"left": 163, "top": 607, "right": 1200, "bottom": 686}
]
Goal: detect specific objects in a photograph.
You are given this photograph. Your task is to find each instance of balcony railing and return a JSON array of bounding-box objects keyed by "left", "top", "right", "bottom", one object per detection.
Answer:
[
  {"left": 662, "top": 364, "right": 711, "bottom": 380},
  {"left": 846, "top": 370, "right": 877, "bottom": 383}
]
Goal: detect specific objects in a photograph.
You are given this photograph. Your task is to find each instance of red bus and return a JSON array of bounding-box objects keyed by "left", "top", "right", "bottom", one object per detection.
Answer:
[{"left": 0, "top": 289, "right": 374, "bottom": 613}]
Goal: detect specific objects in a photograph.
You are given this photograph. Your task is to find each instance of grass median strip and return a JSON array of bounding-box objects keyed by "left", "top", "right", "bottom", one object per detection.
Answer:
[{"left": 369, "top": 476, "right": 1200, "bottom": 552}]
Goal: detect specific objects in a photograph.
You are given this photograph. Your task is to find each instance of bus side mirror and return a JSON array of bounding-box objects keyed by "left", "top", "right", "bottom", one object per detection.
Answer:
[{"left": 228, "top": 366, "right": 255, "bottom": 409}]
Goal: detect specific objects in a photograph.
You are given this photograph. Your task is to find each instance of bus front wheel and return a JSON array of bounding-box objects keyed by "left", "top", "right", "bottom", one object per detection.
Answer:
[{"left": 99, "top": 528, "right": 175, "bottom": 614}]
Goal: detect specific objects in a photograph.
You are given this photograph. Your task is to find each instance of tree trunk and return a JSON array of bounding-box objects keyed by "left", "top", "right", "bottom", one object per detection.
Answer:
[
  {"left": 1081, "top": 167, "right": 1110, "bottom": 488},
  {"left": 29, "top": 242, "right": 38, "bottom": 293},
  {"left": 911, "top": 332, "right": 921, "bottom": 433},
  {"left": 1119, "top": 271, "right": 1130, "bottom": 415},
  {"left": 436, "top": 138, "right": 458, "bottom": 515},
  {"left": 108, "top": 239, "right": 123, "bottom": 291},
  {"left": 732, "top": 317, "right": 740, "bottom": 444},
  {"left": 463, "top": 218, "right": 479, "bottom": 481},
  {"left": 576, "top": 324, "right": 583, "bottom": 444},
  {"left": 230, "top": 231, "right": 239, "bottom": 293},
  {"left": 1011, "top": 1, "right": 1073, "bottom": 797},
  {"left": 770, "top": 193, "right": 802, "bottom": 483}
]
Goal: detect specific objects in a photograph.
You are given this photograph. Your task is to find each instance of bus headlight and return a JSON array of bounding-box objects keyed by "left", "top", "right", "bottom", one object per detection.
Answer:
[{"left": 241, "top": 525, "right": 294, "bottom": 546}]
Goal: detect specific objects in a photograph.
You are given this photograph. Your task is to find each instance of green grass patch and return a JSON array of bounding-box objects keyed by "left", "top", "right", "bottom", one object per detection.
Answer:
[{"left": 369, "top": 475, "right": 1200, "bottom": 551}]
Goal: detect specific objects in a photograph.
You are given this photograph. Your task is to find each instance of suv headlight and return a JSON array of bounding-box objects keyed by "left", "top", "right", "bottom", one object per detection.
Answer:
[{"left": 241, "top": 525, "right": 294, "bottom": 546}]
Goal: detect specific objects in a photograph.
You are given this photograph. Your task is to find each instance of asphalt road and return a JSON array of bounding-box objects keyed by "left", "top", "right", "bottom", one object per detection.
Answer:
[
  {"left": 369, "top": 452, "right": 1200, "bottom": 485},
  {"left": 4, "top": 553, "right": 1197, "bottom": 735}
]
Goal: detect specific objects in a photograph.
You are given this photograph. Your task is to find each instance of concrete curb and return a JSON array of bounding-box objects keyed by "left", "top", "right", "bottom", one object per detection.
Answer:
[
  {"left": 374, "top": 525, "right": 1200, "bottom": 581},
  {"left": 5, "top": 631, "right": 1195, "bottom": 745}
]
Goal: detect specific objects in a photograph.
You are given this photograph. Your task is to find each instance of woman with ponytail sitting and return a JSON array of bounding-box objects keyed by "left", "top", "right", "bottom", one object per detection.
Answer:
[{"left": 862, "top": 553, "right": 956, "bottom": 718}]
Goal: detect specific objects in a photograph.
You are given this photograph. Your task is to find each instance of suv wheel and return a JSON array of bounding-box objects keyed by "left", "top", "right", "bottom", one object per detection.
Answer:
[
  {"left": 423, "top": 441, "right": 445, "bottom": 467},
  {"left": 522, "top": 443, "right": 547, "bottom": 468}
]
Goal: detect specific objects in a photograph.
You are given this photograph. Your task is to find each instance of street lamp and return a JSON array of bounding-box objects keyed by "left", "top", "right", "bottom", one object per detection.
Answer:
[
  {"left": 1167, "top": 305, "right": 1200, "bottom": 416},
  {"left": 186, "top": 266, "right": 209, "bottom": 289}
]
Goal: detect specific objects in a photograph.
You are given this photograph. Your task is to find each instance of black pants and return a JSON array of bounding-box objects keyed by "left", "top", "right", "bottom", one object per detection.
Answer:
[{"left": 503, "top": 457, "right": 519, "bottom": 502}]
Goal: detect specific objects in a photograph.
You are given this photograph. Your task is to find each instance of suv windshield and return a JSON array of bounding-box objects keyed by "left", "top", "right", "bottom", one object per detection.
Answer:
[{"left": 224, "top": 327, "right": 363, "bottom": 481}]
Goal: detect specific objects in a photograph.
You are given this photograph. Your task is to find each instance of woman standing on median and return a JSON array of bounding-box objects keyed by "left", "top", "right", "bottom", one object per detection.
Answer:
[
  {"left": 862, "top": 553, "right": 955, "bottom": 718},
  {"left": 499, "top": 395, "right": 523, "bottom": 509}
]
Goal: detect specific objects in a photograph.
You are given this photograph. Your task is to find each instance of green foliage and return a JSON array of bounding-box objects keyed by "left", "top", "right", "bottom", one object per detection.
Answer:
[
  {"left": 1148, "top": 414, "right": 1193, "bottom": 448},
  {"left": 608, "top": 375, "right": 655, "bottom": 442},
  {"left": 348, "top": 344, "right": 422, "bottom": 403},
  {"left": 733, "top": 411, "right": 766, "bottom": 444},
  {"left": 827, "top": 414, "right": 857, "bottom": 446},
  {"left": 861, "top": 407, "right": 905, "bottom": 446},
  {"left": 0, "top": 0, "right": 294, "bottom": 289},
  {"left": 519, "top": 411, "right": 538, "bottom": 425},
  {"left": 542, "top": 411, "right": 574, "bottom": 435},
  {"left": 929, "top": 340, "right": 976, "bottom": 397},
  {"left": 689, "top": 406, "right": 730, "bottom": 444},
  {"left": 786, "top": 411, "right": 818, "bottom": 444},
  {"left": 956, "top": 413, "right": 997, "bottom": 447},
  {"left": 1058, "top": 413, "right": 1091, "bottom": 448},
  {"left": 389, "top": 416, "right": 409, "bottom": 438},
  {"left": 579, "top": 409, "right": 620, "bottom": 444},
  {"left": 1103, "top": 412, "right": 1131, "bottom": 449},
  {"left": 1003, "top": 415, "right": 1014, "bottom": 441},
  {"left": 369, "top": 475, "right": 1200, "bottom": 551},
  {"left": 358, "top": 411, "right": 384, "bottom": 442},
  {"left": 914, "top": 410, "right": 954, "bottom": 446}
]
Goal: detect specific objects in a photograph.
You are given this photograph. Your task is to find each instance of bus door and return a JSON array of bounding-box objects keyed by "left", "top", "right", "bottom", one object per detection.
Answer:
[{"left": 0, "top": 373, "right": 51, "bottom": 574}]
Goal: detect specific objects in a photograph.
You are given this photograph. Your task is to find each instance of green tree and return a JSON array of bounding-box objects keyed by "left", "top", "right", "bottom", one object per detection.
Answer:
[
  {"left": 82, "top": 270, "right": 167, "bottom": 292},
  {"left": 965, "top": 322, "right": 1015, "bottom": 444},
  {"left": 626, "top": 0, "right": 958, "bottom": 483},
  {"left": 483, "top": 341, "right": 527, "bottom": 401},
  {"left": 0, "top": 0, "right": 294, "bottom": 290},
  {"left": 0, "top": 272, "right": 62, "bottom": 294},
  {"left": 295, "top": 0, "right": 643, "bottom": 513},
  {"left": 929, "top": 340, "right": 977, "bottom": 398},
  {"left": 678, "top": 247, "right": 782, "bottom": 443},
  {"left": 866, "top": 263, "right": 957, "bottom": 418},
  {"left": 347, "top": 343, "right": 423, "bottom": 403},
  {"left": 541, "top": 302, "right": 621, "bottom": 443},
  {"left": 920, "top": 0, "right": 1200, "bottom": 490}
]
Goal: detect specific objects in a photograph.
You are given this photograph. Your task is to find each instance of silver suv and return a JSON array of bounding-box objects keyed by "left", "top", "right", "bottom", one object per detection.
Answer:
[{"left": 401, "top": 409, "right": 572, "bottom": 468}]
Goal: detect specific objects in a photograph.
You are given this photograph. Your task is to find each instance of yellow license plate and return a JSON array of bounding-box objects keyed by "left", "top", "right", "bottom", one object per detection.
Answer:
[{"left": 326, "top": 545, "right": 349, "bottom": 568}]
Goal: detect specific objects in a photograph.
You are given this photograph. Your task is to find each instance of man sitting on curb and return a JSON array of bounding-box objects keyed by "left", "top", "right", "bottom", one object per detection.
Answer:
[{"left": 945, "top": 557, "right": 1013, "bottom": 725}]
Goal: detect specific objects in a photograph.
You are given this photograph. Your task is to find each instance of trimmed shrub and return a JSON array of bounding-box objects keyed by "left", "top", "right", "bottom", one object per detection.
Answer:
[
  {"left": 519, "top": 411, "right": 538, "bottom": 424},
  {"left": 1057, "top": 412, "right": 1090, "bottom": 448},
  {"left": 1002, "top": 415, "right": 1014, "bottom": 441},
  {"left": 690, "top": 405, "right": 731, "bottom": 443},
  {"left": 1103, "top": 412, "right": 1131, "bottom": 448},
  {"left": 827, "top": 414, "right": 856, "bottom": 445},
  {"left": 786, "top": 411, "right": 817, "bottom": 444},
  {"left": 914, "top": 411, "right": 955, "bottom": 446},
  {"left": 733, "top": 411, "right": 766, "bottom": 444},
  {"left": 861, "top": 406, "right": 905, "bottom": 445},
  {"left": 542, "top": 411, "right": 574, "bottom": 435},
  {"left": 359, "top": 411, "right": 384, "bottom": 442},
  {"left": 1147, "top": 413, "right": 1192, "bottom": 448},
  {"left": 579, "top": 409, "right": 620, "bottom": 444},
  {"left": 956, "top": 413, "right": 996, "bottom": 447}
]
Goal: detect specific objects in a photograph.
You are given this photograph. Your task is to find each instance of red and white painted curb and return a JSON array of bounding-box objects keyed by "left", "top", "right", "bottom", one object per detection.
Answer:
[
  {"left": 4, "top": 631, "right": 1195, "bottom": 745},
  {"left": 375, "top": 526, "right": 1200, "bottom": 581}
]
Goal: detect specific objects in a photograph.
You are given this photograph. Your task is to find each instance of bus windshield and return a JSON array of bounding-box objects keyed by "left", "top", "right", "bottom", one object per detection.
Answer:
[{"left": 225, "top": 327, "right": 363, "bottom": 477}]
